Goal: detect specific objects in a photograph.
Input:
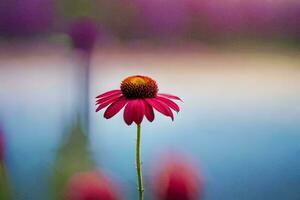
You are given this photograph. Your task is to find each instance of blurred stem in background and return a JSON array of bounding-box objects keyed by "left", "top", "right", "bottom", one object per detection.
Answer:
[
  {"left": 75, "top": 52, "right": 91, "bottom": 133},
  {"left": 58, "top": 2, "right": 99, "bottom": 134},
  {"left": 136, "top": 124, "right": 144, "bottom": 200},
  {"left": 51, "top": 17, "right": 99, "bottom": 200},
  {"left": 51, "top": 122, "right": 94, "bottom": 199},
  {"left": 69, "top": 18, "right": 98, "bottom": 133}
]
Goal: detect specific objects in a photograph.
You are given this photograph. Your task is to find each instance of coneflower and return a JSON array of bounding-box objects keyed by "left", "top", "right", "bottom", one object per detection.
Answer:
[{"left": 95, "top": 75, "right": 182, "bottom": 200}]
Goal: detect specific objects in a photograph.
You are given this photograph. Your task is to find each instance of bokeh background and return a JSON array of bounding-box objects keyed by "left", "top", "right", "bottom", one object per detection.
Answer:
[{"left": 0, "top": 0, "right": 300, "bottom": 199}]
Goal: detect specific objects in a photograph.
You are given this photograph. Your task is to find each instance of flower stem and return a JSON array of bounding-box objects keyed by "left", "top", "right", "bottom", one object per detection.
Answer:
[{"left": 136, "top": 124, "right": 144, "bottom": 200}]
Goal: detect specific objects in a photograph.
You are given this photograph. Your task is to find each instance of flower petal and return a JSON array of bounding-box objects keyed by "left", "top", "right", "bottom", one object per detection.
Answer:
[
  {"left": 96, "top": 96, "right": 124, "bottom": 112},
  {"left": 123, "top": 100, "right": 145, "bottom": 125},
  {"left": 157, "top": 93, "right": 182, "bottom": 101},
  {"left": 96, "top": 89, "right": 121, "bottom": 99},
  {"left": 132, "top": 99, "right": 145, "bottom": 125},
  {"left": 124, "top": 100, "right": 134, "bottom": 125},
  {"left": 103, "top": 97, "right": 127, "bottom": 119},
  {"left": 96, "top": 93, "right": 122, "bottom": 105},
  {"left": 156, "top": 96, "right": 180, "bottom": 112},
  {"left": 143, "top": 100, "right": 154, "bottom": 122},
  {"left": 146, "top": 98, "right": 174, "bottom": 121}
]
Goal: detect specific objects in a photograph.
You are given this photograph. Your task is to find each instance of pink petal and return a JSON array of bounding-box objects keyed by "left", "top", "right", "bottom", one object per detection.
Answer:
[
  {"left": 132, "top": 100, "right": 145, "bottom": 125},
  {"left": 96, "top": 89, "right": 121, "bottom": 99},
  {"left": 96, "top": 93, "right": 122, "bottom": 105},
  {"left": 103, "top": 97, "right": 127, "bottom": 119},
  {"left": 156, "top": 96, "right": 180, "bottom": 112},
  {"left": 123, "top": 100, "right": 145, "bottom": 125},
  {"left": 96, "top": 96, "right": 124, "bottom": 112},
  {"left": 157, "top": 93, "right": 182, "bottom": 101},
  {"left": 143, "top": 100, "right": 154, "bottom": 122},
  {"left": 146, "top": 98, "right": 174, "bottom": 121},
  {"left": 124, "top": 100, "right": 134, "bottom": 125}
]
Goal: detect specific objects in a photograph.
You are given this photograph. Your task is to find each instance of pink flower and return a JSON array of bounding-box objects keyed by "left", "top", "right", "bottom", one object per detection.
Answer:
[
  {"left": 153, "top": 157, "right": 203, "bottom": 200},
  {"left": 64, "top": 171, "right": 119, "bottom": 200},
  {"left": 95, "top": 75, "right": 182, "bottom": 125}
]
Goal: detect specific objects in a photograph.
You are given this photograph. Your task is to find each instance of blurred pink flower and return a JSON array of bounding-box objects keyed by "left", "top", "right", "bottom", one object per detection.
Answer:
[
  {"left": 153, "top": 156, "right": 203, "bottom": 200},
  {"left": 69, "top": 18, "right": 99, "bottom": 52},
  {"left": 95, "top": 75, "right": 182, "bottom": 125},
  {"left": 64, "top": 171, "right": 119, "bottom": 200}
]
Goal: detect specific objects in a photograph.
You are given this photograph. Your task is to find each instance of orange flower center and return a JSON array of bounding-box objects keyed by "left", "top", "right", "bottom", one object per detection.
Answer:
[{"left": 121, "top": 75, "right": 158, "bottom": 99}]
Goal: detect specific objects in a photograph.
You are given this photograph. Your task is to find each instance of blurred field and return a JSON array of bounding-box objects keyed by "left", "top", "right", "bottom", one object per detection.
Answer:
[{"left": 1, "top": 1, "right": 300, "bottom": 198}]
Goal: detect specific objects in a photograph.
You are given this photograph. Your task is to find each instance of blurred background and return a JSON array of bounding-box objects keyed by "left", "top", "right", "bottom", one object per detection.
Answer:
[{"left": 0, "top": 0, "right": 300, "bottom": 199}]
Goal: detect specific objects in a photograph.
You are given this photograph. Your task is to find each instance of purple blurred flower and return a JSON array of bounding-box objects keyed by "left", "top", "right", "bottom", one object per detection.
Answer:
[
  {"left": 69, "top": 18, "right": 99, "bottom": 52},
  {"left": 0, "top": 0, "right": 54, "bottom": 37},
  {"left": 64, "top": 171, "right": 119, "bottom": 200},
  {"left": 153, "top": 155, "right": 203, "bottom": 200}
]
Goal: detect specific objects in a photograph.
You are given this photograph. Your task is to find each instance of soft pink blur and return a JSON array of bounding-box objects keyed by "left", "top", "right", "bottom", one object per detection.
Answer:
[
  {"left": 64, "top": 171, "right": 119, "bottom": 200},
  {"left": 153, "top": 155, "right": 203, "bottom": 200},
  {"left": 69, "top": 18, "right": 99, "bottom": 53}
]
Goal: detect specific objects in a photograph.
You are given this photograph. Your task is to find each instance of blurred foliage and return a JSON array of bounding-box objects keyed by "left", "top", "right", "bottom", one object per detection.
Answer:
[
  {"left": 55, "top": 0, "right": 137, "bottom": 39},
  {"left": 0, "top": 165, "right": 11, "bottom": 200},
  {"left": 51, "top": 121, "right": 94, "bottom": 200},
  {"left": 56, "top": 0, "right": 96, "bottom": 20},
  {"left": 94, "top": 0, "right": 138, "bottom": 39}
]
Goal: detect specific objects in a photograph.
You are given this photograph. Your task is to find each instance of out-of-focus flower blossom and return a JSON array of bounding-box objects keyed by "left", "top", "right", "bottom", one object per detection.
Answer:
[
  {"left": 64, "top": 171, "right": 119, "bottom": 200},
  {"left": 0, "top": 0, "right": 54, "bottom": 37},
  {"left": 69, "top": 18, "right": 99, "bottom": 52},
  {"left": 153, "top": 156, "right": 203, "bottom": 200},
  {"left": 95, "top": 75, "right": 182, "bottom": 125}
]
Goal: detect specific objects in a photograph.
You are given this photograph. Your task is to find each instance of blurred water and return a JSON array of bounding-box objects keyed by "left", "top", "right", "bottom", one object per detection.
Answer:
[
  {"left": 0, "top": 46, "right": 300, "bottom": 199},
  {"left": 0, "top": 46, "right": 79, "bottom": 200}
]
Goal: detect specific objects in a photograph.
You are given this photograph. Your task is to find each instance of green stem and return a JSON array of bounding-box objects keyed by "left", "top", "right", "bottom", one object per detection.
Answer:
[{"left": 136, "top": 124, "right": 144, "bottom": 200}]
